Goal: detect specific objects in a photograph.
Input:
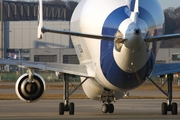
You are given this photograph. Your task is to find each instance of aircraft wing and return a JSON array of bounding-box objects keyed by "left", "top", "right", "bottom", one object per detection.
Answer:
[
  {"left": 151, "top": 63, "right": 180, "bottom": 77},
  {"left": 145, "top": 33, "right": 180, "bottom": 42},
  {"left": 41, "top": 27, "right": 123, "bottom": 41},
  {"left": 0, "top": 59, "right": 91, "bottom": 77}
]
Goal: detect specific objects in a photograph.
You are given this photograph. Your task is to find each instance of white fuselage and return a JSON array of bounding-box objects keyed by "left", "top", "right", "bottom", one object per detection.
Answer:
[{"left": 70, "top": 0, "right": 164, "bottom": 100}]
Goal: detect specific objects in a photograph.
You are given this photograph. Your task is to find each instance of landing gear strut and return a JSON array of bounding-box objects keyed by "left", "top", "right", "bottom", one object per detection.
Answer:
[
  {"left": 149, "top": 74, "right": 178, "bottom": 115},
  {"left": 101, "top": 89, "right": 115, "bottom": 113},
  {"left": 59, "top": 74, "right": 88, "bottom": 115},
  {"left": 59, "top": 74, "right": 74, "bottom": 115}
]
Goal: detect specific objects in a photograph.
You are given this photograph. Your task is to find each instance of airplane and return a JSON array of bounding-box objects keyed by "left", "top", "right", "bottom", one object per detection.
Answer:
[{"left": 1, "top": 0, "right": 180, "bottom": 116}]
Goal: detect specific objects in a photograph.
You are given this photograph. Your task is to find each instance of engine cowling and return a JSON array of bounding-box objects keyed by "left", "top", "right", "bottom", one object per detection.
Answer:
[{"left": 15, "top": 73, "right": 46, "bottom": 102}]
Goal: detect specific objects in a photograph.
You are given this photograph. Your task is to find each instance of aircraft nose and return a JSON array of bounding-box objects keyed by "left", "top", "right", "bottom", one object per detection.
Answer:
[
  {"left": 124, "top": 28, "right": 144, "bottom": 49},
  {"left": 134, "top": 28, "right": 141, "bottom": 35}
]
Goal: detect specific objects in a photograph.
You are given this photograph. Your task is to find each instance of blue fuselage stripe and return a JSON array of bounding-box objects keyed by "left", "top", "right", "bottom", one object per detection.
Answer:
[
  {"left": 130, "top": 0, "right": 136, "bottom": 11},
  {"left": 100, "top": 6, "right": 155, "bottom": 90},
  {"left": 101, "top": 6, "right": 128, "bottom": 56}
]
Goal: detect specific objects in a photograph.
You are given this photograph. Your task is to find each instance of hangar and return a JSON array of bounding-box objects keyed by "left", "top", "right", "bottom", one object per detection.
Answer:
[{"left": 4, "top": 21, "right": 77, "bottom": 64}]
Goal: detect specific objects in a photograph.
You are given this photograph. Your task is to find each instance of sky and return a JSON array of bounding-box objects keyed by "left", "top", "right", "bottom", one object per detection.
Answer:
[{"left": 158, "top": 0, "right": 180, "bottom": 9}]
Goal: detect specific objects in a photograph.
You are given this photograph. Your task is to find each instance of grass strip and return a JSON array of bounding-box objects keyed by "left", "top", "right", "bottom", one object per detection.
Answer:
[{"left": 1, "top": 93, "right": 180, "bottom": 100}]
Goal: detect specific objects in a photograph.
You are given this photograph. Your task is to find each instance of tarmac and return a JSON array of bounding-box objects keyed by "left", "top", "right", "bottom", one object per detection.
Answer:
[
  {"left": 1, "top": 99, "right": 180, "bottom": 120},
  {"left": 1, "top": 82, "right": 180, "bottom": 119}
]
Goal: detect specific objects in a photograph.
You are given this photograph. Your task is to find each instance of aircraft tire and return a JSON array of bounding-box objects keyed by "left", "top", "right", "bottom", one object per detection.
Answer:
[
  {"left": 69, "top": 102, "right": 75, "bottom": 115},
  {"left": 102, "top": 104, "right": 108, "bottom": 113},
  {"left": 172, "top": 102, "right": 178, "bottom": 115},
  {"left": 59, "top": 102, "right": 65, "bottom": 115},
  {"left": 161, "top": 102, "right": 168, "bottom": 115},
  {"left": 108, "top": 104, "right": 114, "bottom": 113}
]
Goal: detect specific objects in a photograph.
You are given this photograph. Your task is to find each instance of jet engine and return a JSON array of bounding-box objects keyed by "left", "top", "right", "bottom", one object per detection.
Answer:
[{"left": 15, "top": 73, "right": 46, "bottom": 102}]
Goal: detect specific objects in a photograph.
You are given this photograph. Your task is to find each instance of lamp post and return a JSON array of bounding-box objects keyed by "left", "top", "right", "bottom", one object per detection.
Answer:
[
  {"left": 1, "top": 0, "right": 3, "bottom": 59},
  {"left": 19, "top": 49, "right": 20, "bottom": 61},
  {"left": 18, "top": 49, "right": 20, "bottom": 74}
]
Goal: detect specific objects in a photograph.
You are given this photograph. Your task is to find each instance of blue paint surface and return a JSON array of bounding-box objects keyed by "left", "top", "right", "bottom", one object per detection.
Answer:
[
  {"left": 130, "top": 0, "right": 136, "bottom": 11},
  {"left": 100, "top": 6, "right": 155, "bottom": 90}
]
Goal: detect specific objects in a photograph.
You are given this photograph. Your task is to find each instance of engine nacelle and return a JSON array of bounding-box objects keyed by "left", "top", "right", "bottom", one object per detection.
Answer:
[{"left": 15, "top": 73, "right": 46, "bottom": 102}]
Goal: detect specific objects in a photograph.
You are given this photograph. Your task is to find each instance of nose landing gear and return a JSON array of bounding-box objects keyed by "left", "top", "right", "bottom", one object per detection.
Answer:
[{"left": 101, "top": 89, "right": 115, "bottom": 114}]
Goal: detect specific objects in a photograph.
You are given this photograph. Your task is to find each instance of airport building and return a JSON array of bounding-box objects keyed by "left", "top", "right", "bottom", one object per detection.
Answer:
[
  {"left": 3, "top": 21, "right": 79, "bottom": 64},
  {"left": 156, "top": 48, "right": 180, "bottom": 64},
  {"left": 1, "top": 21, "right": 180, "bottom": 65}
]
